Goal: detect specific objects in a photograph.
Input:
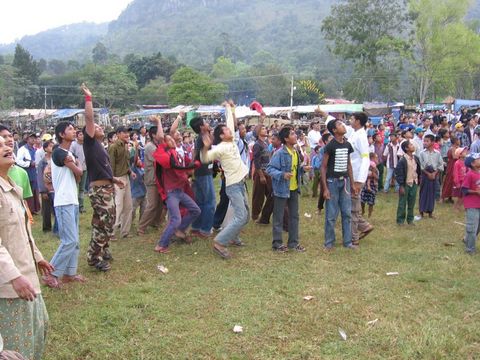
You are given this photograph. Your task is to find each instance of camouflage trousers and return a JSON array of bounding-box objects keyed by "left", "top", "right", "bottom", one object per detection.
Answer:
[{"left": 87, "top": 184, "right": 116, "bottom": 265}]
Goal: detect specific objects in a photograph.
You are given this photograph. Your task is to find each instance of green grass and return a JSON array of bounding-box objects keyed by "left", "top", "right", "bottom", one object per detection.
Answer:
[{"left": 34, "top": 189, "right": 480, "bottom": 359}]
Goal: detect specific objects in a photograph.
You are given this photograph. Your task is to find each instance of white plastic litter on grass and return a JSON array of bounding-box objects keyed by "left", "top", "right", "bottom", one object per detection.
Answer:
[
  {"left": 414, "top": 215, "right": 422, "bottom": 221},
  {"left": 367, "top": 319, "right": 379, "bottom": 326},
  {"left": 304, "top": 213, "right": 312, "bottom": 218},
  {"left": 338, "top": 328, "right": 347, "bottom": 341},
  {"left": 233, "top": 325, "right": 243, "bottom": 333},
  {"left": 303, "top": 296, "right": 314, "bottom": 301},
  {"left": 386, "top": 272, "right": 399, "bottom": 276},
  {"left": 157, "top": 265, "right": 169, "bottom": 274}
]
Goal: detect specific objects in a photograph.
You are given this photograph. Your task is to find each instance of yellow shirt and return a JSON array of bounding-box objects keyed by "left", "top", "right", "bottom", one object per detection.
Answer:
[{"left": 286, "top": 146, "right": 298, "bottom": 191}]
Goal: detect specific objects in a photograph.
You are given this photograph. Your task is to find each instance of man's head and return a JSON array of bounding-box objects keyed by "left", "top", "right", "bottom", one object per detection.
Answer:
[
  {"left": 0, "top": 126, "right": 14, "bottom": 149},
  {"left": 213, "top": 124, "right": 233, "bottom": 145},
  {"left": 190, "top": 116, "right": 209, "bottom": 135},
  {"left": 321, "top": 132, "right": 332, "bottom": 145},
  {"left": 0, "top": 135, "right": 14, "bottom": 168},
  {"left": 352, "top": 112, "right": 368, "bottom": 129},
  {"left": 238, "top": 123, "right": 246, "bottom": 139},
  {"left": 55, "top": 122, "right": 76, "bottom": 144},
  {"left": 43, "top": 140, "right": 54, "bottom": 154},
  {"left": 164, "top": 134, "right": 176, "bottom": 149},
  {"left": 423, "top": 134, "right": 435, "bottom": 149},
  {"left": 139, "top": 126, "right": 146, "bottom": 136},
  {"left": 27, "top": 133, "right": 36, "bottom": 146},
  {"left": 270, "top": 132, "right": 281, "bottom": 148},
  {"left": 327, "top": 119, "right": 346, "bottom": 136},
  {"left": 116, "top": 126, "right": 129, "bottom": 143},
  {"left": 148, "top": 126, "right": 158, "bottom": 143},
  {"left": 107, "top": 131, "right": 117, "bottom": 144},
  {"left": 278, "top": 126, "right": 297, "bottom": 146},
  {"left": 256, "top": 125, "right": 268, "bottom": 139},
  {"left": 401, "top": 140, "right": 415, "bottom": 154},
  {"left": 390, "top": 132, "right": 398, "bottom": 144},
  {"left": 76, "top": 130, "right": 84, "bottom": 143}
]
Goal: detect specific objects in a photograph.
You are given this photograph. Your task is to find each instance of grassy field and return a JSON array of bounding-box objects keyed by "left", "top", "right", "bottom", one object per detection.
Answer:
[{"left": 34, "top": 188, "right": 480, "bottom": 360}]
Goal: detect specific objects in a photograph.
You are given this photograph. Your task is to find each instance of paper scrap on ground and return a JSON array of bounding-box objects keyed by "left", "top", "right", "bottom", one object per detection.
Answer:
[
  {"left": 233, "top": 325, "right": 243, "bottom": 333},
  {"left": 303, "top": 296, "right": 314, "bottom": 301},
  {"left": 338, "top": 328, "right": 347, "bottom": 341},
  {"left": 157, "top": 265, "right": 169, "bottom": 274},
  {"left": 304, "top": 213, "right": 312, "bottom": 218},
  {"left": 454, "top": 221, "right": 466, "bottom": 226},
  {"left": 414, "top": 215, "right": 422, "bottom": 221},
  {"left": 367, "top": 318, "right": 378, "bottom": 326},
  {"left": 386, "top": 272, "right": 399, "bottom": 276}
]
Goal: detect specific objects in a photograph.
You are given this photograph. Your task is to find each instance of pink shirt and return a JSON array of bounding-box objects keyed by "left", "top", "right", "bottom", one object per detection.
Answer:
[
  {"left": 453, "top": 159, "right": 467, "bottom": 188},
  {"left": 462, "top": 170, "right": 480, "bottom": 209}
]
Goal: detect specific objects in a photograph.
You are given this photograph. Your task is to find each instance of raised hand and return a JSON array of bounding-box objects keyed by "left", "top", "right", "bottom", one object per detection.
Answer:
[{"left": 80, "top": 83, "right": 92, "bottom": 97}]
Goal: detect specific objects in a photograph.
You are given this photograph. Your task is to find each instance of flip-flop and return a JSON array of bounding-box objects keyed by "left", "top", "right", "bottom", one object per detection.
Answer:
[{"left": 213, "top": 244, "right": 232, "bottom": 259}]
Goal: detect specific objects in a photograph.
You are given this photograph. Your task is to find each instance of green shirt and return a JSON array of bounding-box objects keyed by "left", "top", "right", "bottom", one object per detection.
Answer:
[
  {"left": 8, "top": 165, "right": 33, "bottom": 199},
  {"left": 108, "top": 140, "right": 130, "bottom": 177}
]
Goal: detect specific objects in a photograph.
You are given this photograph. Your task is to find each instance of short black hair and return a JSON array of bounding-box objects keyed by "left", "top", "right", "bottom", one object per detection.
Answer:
[
  {"left": 190, "top": 116, "right": 204, "bottom": 134},
  {"left": 148, "top": 126, "right": 157, "bottom": 140},
  {"left": 424, "top": 134, "right": 435, "bottom": 142},
  {"left": 107, "top": 131, "right": 116, "bottom": 142},
  {"left": 326, "top": 119, "right": 341, "bottom": 135},
  {"left": 213, "top": 124, "right": 226, "bottom": 145},
  {"left": 321, "top": 132, "right": 331, "bottom": 143},
  {"left": 353, "top": 112, "right": 368, "bottom": 127},
  {"left": 42, "top": 139, "right": 53, "bottom": 150},
  {"left": 278, "top": 126, "right": 293, "bottom": 144},
  {"left": 401, "top": 140, "right": 410, "bottom": 153},
  {"left": 55, "top": 121, "right": 74, "bottom": 144},
  {"left": 0, "top": 125, "right": 10, "bottom": 133}
]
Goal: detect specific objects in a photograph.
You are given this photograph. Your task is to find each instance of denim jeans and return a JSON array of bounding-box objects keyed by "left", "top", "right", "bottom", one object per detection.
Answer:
[
  {"left": 383, "top": 167, "right": 399, "bottom": 192},
  {"left": 272, "top": 191, "right": 299, "bottom": 249},
  {"left": 215, "top": 181, "right": 249, "bottom": 246},
  {"left": 325, "top": 178, "right": 352, "bottom": 248},
  {"left": 159, "top": 189, "right": 201, "bottom": 248},
  {"left": 191, "top": 175, "right": 216, "bottom": 234},
  {"left": 465, "top": 208, "right": 480, "bottom": 253},
  {"left": 51, "top": 204, "right": 80, "bottom": 277}
]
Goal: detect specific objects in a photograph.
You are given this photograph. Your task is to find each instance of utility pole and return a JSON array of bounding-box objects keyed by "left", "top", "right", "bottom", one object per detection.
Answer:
[
  {"left": 44, "top": 86, "right": 47, "bottom": 128},
  {"left": 290, "top": 75, "right": 294, "bottom": 121}
]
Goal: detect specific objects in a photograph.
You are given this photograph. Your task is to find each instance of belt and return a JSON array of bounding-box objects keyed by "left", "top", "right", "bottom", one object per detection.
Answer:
[{"left": 90, "top": 179, "right": 113, "bottom": 187}]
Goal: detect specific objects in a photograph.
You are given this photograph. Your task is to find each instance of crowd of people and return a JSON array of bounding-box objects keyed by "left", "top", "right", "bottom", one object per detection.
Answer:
[{"left": 1, "top": 85, "right": 480, "bottom": 359}]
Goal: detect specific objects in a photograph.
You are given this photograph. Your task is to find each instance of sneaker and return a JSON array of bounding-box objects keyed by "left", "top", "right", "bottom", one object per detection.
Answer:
[
  {"left": 273, "top": 245, "right": 288, "bottom": 253},
  {"left": 345, "top": 244, "right": 359, "bottom": 250},
  {"left": 290, "top": 244, "right": 306, "bottom": 252},
  {"left": 229, "top": 239, "right": 246, "bottom": 247}
]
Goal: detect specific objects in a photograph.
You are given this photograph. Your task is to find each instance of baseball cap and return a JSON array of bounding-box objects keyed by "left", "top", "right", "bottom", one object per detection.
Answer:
[
  {"left": 415, "top": 127, "right": 424, "bottom": 134},
  {"left": 455, "top": 122, "right": 464, "bottom": 129},
  {"left": 41, "top": 133, "right": 52, "bottom": 141}
]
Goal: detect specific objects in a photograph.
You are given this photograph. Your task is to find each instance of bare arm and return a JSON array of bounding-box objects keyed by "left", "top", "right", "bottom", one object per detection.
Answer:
[
  {"left": 169, "top": 111, "right": 185, "bottom": 136},
  {"left": 81, "top": 83, "right": 95, "bottom": 138},
  {"left": 150, "top": 115, "right": 164, "bottom": 144}
]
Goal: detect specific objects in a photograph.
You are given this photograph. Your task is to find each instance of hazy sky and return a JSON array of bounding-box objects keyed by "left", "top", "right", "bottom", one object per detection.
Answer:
[{"left": 0, "top": 0, "right": 134, "bottom": 44}]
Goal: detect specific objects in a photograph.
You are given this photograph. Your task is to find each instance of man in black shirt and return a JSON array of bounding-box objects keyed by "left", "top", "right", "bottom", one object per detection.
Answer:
[
  {"left": 189, "top": 117, "right": 216, "bottom": 237},
  {"left": 321, "top": 119, "right": 357, "bottom": 251},
  {"left": 81, "top": 84, "right": 124, "bottom": 272}
]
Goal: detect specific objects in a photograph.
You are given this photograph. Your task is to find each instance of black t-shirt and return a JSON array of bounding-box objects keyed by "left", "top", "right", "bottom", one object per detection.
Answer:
[
  {"left": 324, "top": 138, "right": 354, "bottom": 179},
  {"left": 194, "top": 135, "right": 212, "bottom": 177},
  {"left": 83, "top": 131, "right": 113, "bottom": 181}
]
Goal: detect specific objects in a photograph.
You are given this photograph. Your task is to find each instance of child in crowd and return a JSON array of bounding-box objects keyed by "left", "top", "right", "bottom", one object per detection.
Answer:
[
  {"left": 321, "top": 119, "right": 356, "bottom": 250},
  {"left": 419, "top": 134, "right": 444, "bottom": 218},
  {"left": 130, "top": 156, "right": 146, "bottom": 224},
  {"left": 453, "top": 147, "right": 468, "bottom": 211},
  {"left": 317, "top": 133, "right": 332, "bottom": 214},
  {"left": 361, "top": 153, "right": 379, "bottom": 218},
  {"left": 311, "top": 145, "right": 321, "bottom": 197},
  {"left": 462, "top": 153, "right": 480, "bottom": 254},
  {"left": 395, "top": 140, "right": 421, "bottom": 225}
]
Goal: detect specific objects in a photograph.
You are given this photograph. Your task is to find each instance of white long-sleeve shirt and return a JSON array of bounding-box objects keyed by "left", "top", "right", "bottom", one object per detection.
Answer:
[
  {"left": 15, "top": 145, "right": 33, "bottom": 168},
  {"left": 348, "top": 127, "right": 370, "bottom": 183},
  {"left": 201, "top": 105, "right": 248, "bottom": 187}
]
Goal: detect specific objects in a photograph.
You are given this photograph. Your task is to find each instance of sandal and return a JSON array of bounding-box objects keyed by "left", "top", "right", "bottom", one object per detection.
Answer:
[
  {"left": 213, "top": 243, "right": 232, "bottom": 259},
  {"left": 154, "top": 246, "right": 170, "bottom": 254},
  {"left": 42, "top": 275, "right": 62, "bottom": 289},
  {"left": 359, "top": 226, "right": 374, "bottom": 240},
  {"left": 62, "top": 274, "right": 87, "bottom": 284}
]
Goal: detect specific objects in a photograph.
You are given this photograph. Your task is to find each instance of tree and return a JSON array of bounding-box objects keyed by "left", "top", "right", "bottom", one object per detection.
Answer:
[
  {"left": 127, "top": 52, "right": 178, "bottom": 88},
  {"left": 92, "top": 42, "right": 108, "bottom": 65},
  {"left": 12, "top": 44, "right": 41, "bottom": 83},
  {"left": 82, "top": 63, "right": 138, "bottom": 108},
  {"left": 167, "top": 67, "right": 227, "bottom": 106},
  {"left": 321, "top": 0, "right": 410, "bottom": 100},
  {"left": 48, "top": 59, "right": 67, "bottom": 76},
  {"left": 409, "top": 0, "right": 480, "bottom": 102},
  {"left": 136, "top": 77, "right": 169, "bottom": 105},
  {"left": 0, "top": 55, "right": 4, "bottom": 65},
  {"left": 294, "top": 79, "right": 326, "bottom": 105},
  {"left": 248, "top": 63, "right": 290, "bottom": 106},
  {"left": 213, "top": 32, "right": 244, "bottom": 62}
]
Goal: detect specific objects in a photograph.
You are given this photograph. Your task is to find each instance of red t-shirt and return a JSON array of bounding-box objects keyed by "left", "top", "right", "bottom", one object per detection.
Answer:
[
  {"left": 462, "top": 170, "right": 480, "bottom": 209},
  {"left": 153, "top": 144, "right": 190, "bottom": 194}
]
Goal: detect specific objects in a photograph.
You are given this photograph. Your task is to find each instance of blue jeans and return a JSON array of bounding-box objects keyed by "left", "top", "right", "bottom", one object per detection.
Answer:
[
  {"left": 191, "top": 175, "right": 216, "bottom": 234},
  {"left": 465, "top": 208, "right": 480, "bottom": 253},
  {"left": 383, "top": 167, "right": 399, "bottom": 192},
  {"left": 215, "top": 182, "right": 249, "bottom": 246},
  {"left": 325, "top": 178, "right": 352, "bottom": 248},
  {"left": 159, "top": 189, "right": 201, "bottom": 248},
  {"left": 272, "top": 191, "right": 299, "bottom": 249},
  {"left": 51, "top": 204, "right": 80, "bottom": 277}
]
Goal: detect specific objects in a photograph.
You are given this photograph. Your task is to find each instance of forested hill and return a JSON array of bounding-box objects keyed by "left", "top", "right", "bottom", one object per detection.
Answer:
[{"left": 105, "top": 0, "right": 336, "bottom": 69}]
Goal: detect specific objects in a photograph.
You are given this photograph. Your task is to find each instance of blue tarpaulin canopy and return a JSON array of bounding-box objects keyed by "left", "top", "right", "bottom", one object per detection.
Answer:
[
  {"left": 454, "top": 99, "right": 480, "bottom": 112},
  {"left": 51, "top": 109, "right": 84, "bottom": 119}
]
